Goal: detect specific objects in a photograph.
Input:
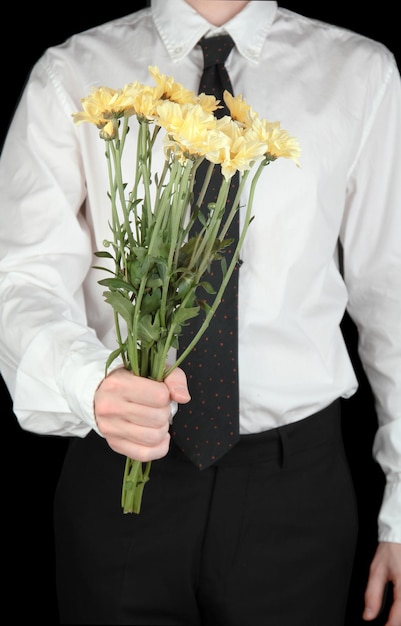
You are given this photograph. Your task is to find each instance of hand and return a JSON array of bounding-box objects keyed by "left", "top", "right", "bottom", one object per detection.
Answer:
[
  {"left": 363, "top": 541, "right": 401, "bottom": 625},
  {"left": 94, "top": 366, "right": 191, "bottom": 461}
]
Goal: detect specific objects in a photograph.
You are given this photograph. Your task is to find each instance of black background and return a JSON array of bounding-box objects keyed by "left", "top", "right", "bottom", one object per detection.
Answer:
[{"left": 2, "top": 3, "right": 399, "bottom": 624}]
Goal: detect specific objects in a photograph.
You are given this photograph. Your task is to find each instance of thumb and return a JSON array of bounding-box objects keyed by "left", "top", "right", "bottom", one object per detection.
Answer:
[{"left": 164, "top": 366, "right": 191, "bottom": 404}]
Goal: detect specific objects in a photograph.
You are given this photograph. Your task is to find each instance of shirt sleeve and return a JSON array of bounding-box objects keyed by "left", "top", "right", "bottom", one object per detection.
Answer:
[
  {"left": 340, "top": 53, "right": 401, "bottom": 543},
  {"left": 0, "top": 54, "right": 117, "bottom": 437}
]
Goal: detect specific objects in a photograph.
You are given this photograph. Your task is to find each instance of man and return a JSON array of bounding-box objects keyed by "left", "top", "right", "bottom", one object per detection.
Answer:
[{"left": 0, "top": 1, "right": 400, "bottom": 624}]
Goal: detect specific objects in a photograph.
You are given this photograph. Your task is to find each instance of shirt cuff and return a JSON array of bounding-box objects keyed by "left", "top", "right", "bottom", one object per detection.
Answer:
[{"left": 377, "top": 480, "right": 401, "bottom": 543}]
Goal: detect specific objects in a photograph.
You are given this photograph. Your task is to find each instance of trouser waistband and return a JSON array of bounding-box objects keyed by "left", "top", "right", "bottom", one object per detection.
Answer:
[{"left": 170, "top": 399, "right": 341, "bottom": 468}]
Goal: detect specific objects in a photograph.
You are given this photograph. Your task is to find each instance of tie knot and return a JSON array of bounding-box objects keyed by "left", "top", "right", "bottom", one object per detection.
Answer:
[{"left": 198, "top": 35, "right": 235, "bottom": 68}]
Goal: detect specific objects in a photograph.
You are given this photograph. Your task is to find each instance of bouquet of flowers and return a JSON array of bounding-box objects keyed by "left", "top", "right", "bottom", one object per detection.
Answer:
[{"left": 72, "top": 66, "right": 300, "bottom": 513}]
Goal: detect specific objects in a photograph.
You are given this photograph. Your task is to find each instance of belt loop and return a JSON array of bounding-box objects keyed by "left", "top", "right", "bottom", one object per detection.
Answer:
[{"left": 278, "top": 428, "right": 289, "bottom": 470}]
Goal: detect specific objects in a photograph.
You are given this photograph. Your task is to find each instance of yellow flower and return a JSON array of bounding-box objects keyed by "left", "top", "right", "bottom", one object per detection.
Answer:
[
  {"left": 197, "top": 92, "right": 222, "bottom": 114},
  {"left": 249, "top": 118, "right": 301, "bottom": 166},
  {"left": 206, "top": 117, "right": 267, "bottom": 180},
  {"left": 223, "top": 91, "right": 257, "bottom": 127},
  {"left": 148, "top": 66, "right": 197, "bottom": 105},
  {"left": 121, "top": 82, "right": 161, "bottom": 120},
  {"left": 99, "top": 120, "right": 120, "bottom": 140},
  {"left": 157, "top": 100, "right": 227, "bottom": 160},
  {"left": 72, "top": 86, "right": 128, "bottom": 129}
]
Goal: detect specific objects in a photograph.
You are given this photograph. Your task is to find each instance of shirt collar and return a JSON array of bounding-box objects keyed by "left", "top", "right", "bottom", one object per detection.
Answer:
[{"left": 151, "top": 0, "right": 278, "bottom": 63}]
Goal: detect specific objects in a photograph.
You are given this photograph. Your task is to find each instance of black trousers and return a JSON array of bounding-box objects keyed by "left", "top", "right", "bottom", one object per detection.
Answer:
[{"left": 54, "top": 400, "right": 358, "bottom": 625}]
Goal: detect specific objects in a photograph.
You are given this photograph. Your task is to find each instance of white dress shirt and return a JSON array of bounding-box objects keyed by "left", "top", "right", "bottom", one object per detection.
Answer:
[{"left": 0, "top": 0, "right": 400, "bottom": 541}]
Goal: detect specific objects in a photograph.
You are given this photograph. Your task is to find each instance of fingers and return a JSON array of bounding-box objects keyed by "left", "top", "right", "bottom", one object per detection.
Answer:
[
  {"left": 97, "top": 367, "right": 172, "bottom": 416},
  {"left": 93, "top": 366, "right": 190, "bottom": 460},
  {"left": 383, "top": 581, "right": 401, "bottom": 626},
  {"left": 363, "top": 576, "right": 388, "bottom": 622},
  {"left": 106, "top": 430, "right": 172, "bottom": 462},
  {"left": 363, "top": 542, "right": 401, "bottom": 626}
]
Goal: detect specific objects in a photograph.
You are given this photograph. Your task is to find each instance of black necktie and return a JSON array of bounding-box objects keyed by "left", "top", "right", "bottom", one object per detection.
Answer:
[{"left": 171, "top": 35, "right": 240, "bottom": 469}]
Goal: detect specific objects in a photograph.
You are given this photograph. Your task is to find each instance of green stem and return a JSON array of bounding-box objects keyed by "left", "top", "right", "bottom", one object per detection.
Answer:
[
  {"left": 121, "top": 456, "right": 152, "bottom": 514},
  {"left": 164, "top": 161, "right": 267, "bottom": 377},
  {"left": 190, "top": 179, "right": 230, "bottom": 276},
  {"left": 139, "top": 121, "right": 154, "bottom": 234},
  {"left": 121, "top": 457, "right": 141, "bottom": 513},
  {"left": 158, "top": 159, "right": 193, "bottom": 330},
  {"left": 113, "top": 309, "right": 129, "bottom": 369}
]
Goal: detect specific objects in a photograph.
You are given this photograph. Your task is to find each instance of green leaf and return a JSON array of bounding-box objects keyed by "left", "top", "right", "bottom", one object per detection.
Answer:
[
  {"left": 141, "top": 288, "right": 162, "bottom": 314},
  {"left": 200, "top": 280, "right": 216, "bottom": 295},
  {"left": 170, "top": 335, "right": 180, "bottom": 350},
  {"left": 103, "top": 290, "right": 134, "bottom": 324},
  {"left": 127, "top": 197, "right": 142, "bottom": 211},
  {"left": 92, "top": 265, "right": 115, "bottom": 275},
  {"left": 94, "top": 250, "right": 114, "bottom": 259},
  {"left": 131, "top": 246, "right": 148, "bottom": 260},
  {"left": 150, "top": 234, "right": 170, "bottom": 259},
  {"left": 146, "top": 276, "right": 163, "bottom": 289},
  {"left": 220, "top": 256, "right": 228, "bottom": 277},
  {"left": 105, "top": 346, "right": 125, "bottom": 371},
  {"left": 139, "top": 255, "right": 153, "bottom": 277},
  {"left": 156, "top": 260, "right": 168, "bottom": 282},
  {"left": 128, "top": 259, "right": 143, "bottom": 287},
  {"left": 178, "top": 238, "right": 197, "bottom": 262},
  {"left": 197, "top": 209, "right": 208, "bottom": 227},
  {"left": 137, "top": 313, "right": 161, "bottom": 346},
  {"left": 198, "top": 299, "right": 212, "bottom": 315},
  {"left": 175, "top": 276, "right": 195, "bottom": 299},
  {"left": 173, "top": 305, "right": 200, "bottom": 325},
  {"left": 98, "top": 277, "right": 132, "bottom": 290}
]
